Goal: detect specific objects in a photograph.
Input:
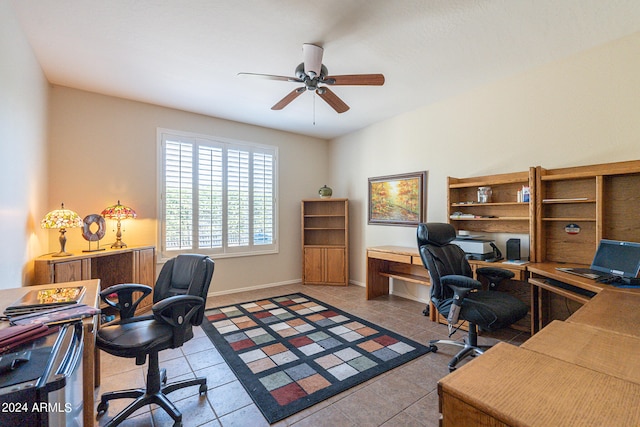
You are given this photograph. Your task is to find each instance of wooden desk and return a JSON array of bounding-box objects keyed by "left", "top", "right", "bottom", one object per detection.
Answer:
[
  {"left": 438, "top": 342, "right": 640, "bottom": 426},
  {"left": 566, "top": 287, "right": 640, "bottom": 338},
  {"left": 0, "top": 280, "right": 100, "bottom": 427},
  {"left": 527, "top": 262, "right": 640, "bottom": 333},
  {"left": 366, "top": 246, "right": 529, "bottom": 329},
  {"left": 522, "top": 320, "right": 640, "bottom": 385}
]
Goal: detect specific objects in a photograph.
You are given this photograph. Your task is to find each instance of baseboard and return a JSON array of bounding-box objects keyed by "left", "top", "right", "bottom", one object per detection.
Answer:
[
  {"left": 207, "top": 279, "right": 301, "bottom": 297},
  {"left": 208, "top": 278, "right": 365, "bottom": 298}
]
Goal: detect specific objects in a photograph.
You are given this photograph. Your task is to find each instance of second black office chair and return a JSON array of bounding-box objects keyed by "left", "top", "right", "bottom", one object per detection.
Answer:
[
  {"left": 417, "top": 223, "right": 528, "bottom": 371},
  {"left": 96, "top": 254, "right": 215, "bottom": 427}
]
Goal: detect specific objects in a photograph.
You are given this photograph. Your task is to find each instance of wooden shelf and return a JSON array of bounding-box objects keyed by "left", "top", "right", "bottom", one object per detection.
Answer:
[
  {"left": 452, "top": 202, "right": 528, "bottom": 207},
  {"left": 451, "top": 217, "right": 529, "bottom": 221},
  {"left": 542, "top": 217, "right": 596, "bottom": 222},
  {"left": 304, "top": 227, "right": 346, "bottom": 230},
  {"left": 302, "top": 199, "right": 349, "bottom": 286},
  {"left": 448, "top": 168, "right": 536, "bottom": 260},
  {"left": 380, "top": 271, "right": 430, "bottom": 285}
]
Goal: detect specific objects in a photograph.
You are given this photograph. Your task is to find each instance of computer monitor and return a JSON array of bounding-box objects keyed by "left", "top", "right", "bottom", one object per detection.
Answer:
[{"left": 591, "top": 239, "right": 640, "bottom": 278}]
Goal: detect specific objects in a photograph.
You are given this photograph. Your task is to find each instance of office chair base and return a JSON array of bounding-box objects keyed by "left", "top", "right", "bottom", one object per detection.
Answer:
[
  {"left": 429, "top": 337, "right": 492, "bottom": 372},
  {"left": 97, "top": 379, "right": 207, "bottom": 427},
  {"left": 97, "top": 352, "right": 208, "bottom": 427}
]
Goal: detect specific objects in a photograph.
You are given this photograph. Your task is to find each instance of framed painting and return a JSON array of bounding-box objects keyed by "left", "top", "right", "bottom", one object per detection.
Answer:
[{"left": 368, "top": 171, "right": 427, "bottom": 226}]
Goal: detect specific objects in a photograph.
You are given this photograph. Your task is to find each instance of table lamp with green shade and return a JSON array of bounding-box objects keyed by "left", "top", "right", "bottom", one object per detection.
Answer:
[
  {"left": 101, "top": 200, "right": 137, "bottom": 248},
  {"left": 41, "top": 203, "right": 83, "bottom": 257}
]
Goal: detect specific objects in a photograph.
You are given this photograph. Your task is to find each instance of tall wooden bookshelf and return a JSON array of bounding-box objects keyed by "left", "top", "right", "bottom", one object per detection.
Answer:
[{"left": 301, "top": 199, "right": 349, "bottom": 286}]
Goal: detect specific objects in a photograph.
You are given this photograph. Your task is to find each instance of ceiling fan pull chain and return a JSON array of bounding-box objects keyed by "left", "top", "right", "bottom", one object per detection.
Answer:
[{"left": 313, "top": 92, "right": 316, "bottom": 125}]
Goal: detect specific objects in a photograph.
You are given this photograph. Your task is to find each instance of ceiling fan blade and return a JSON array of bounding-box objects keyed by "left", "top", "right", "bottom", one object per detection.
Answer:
[
  {"left": 318, "top": 87, "right": 349, "bottom": 113},
  {"left": 271, "top": 88, "right": 305, "bottom": 110},
  {"left": 303, "top": 43, "right": 323, "bottom": 77},
  {"left": 325, "top": 74, "right": 385, "bottom": 86},
  {"left": 238, "top": 72, "right": 301, "bottom": 83}
]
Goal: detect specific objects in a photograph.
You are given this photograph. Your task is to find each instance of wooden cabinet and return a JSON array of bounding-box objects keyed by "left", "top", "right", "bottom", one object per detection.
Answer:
[
  {"left": 34, "top": 246, "right": 156, "bottom": 312},
  {"left": 302, "top": 199, "right": 349, "bottom": 286},
  {"left": 448, "top": 169, "right": 536, "bottom": 245},
  {"left": 535, "top": 160, "right": 640, "bottom": 264}
]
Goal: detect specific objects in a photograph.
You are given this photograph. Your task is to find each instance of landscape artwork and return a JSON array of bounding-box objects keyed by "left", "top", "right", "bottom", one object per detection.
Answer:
[{"left": 368, "top": 171, "right": 427, "bottom": 226}]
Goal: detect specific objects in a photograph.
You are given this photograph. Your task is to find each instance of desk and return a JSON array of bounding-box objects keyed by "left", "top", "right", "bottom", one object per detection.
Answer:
[
  {"left": 439, "top": 277, "right": 640, "bottom": 425},
  {"left": 0, "top": 280, "right": 100, "bottom": 427},
  {"left": 566, "top": 287, "right": 640, "bottom": 337},
  {"left": 438, "top": 342, "right": 640, "bottom": 426},
  {"left": 522, "top": 319, "right": 640, "bottom": 385},
  {"left": 366, "top": 246, "right": 529, "bottom": 329},
  {"left": 527, "top": 262, "right": 640, "bottom": 333}
]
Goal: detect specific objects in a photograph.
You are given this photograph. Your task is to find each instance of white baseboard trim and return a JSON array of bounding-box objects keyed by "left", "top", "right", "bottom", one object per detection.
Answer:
[
  {"left": 207, "top": 278, "right": 367, "bottom": 298},
  {"left": 207, "top": 279, "right": 302, "bottom": 298}
]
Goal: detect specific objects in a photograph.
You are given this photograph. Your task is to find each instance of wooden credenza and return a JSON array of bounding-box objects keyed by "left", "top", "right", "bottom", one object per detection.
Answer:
[{"left": 34, "top": 245, "right": 156, "bottom": 312}]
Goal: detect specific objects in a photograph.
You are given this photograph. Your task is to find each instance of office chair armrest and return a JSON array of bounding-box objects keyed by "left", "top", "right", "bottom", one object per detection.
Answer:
[
  {"left": 441, "top": 276, "right": 481, "bottom": 325},
  {"left": 441, "top": 275, "right": 482, "bottom": 290},
  {"left": 100, "top": 283, "right": 153, "bottom": 320},
  {"left": 476, "top": 267, "right": 515, "bottom": 281},
  {"left": 152, "top": 295, "right": 205, "bottom": 348}
]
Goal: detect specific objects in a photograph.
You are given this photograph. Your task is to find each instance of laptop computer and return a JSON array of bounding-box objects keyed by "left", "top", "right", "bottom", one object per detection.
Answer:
[{"left": 556, "top": 239, "right": 640, "bottom": 280}]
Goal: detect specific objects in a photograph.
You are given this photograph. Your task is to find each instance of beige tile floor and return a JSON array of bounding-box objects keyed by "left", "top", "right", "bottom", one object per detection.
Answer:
[{"left": 95, "top": 283, "right": 529, "bottom": 426}]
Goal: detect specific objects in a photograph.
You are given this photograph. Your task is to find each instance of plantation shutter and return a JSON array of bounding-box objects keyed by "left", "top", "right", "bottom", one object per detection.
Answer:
[{"left": 164, "top": 139, "right": 193, "bottom": 250}]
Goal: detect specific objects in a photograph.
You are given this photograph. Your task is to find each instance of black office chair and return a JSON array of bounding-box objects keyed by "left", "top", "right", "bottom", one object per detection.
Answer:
[
  {"left": 417, "top": 223, "right": 528, "bottom": 371},
  {"left": 96, "top": 254, "right": 215, "bottom": 427}
]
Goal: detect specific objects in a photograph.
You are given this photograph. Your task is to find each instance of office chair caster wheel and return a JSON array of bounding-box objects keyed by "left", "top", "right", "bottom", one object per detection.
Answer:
[
  {"left": 422, "top": 307, "right": 429, "bottom": 316},
  {"left": 448, "top": 366, "right": 457, "bottom": 372},
  {"left": 429, "top": 345, "right": 438, "bottom": 353},
  {"left": 97, "top": 400, "right": 109, "bottom": 415},
  {"left": 199, "top": 383, "right": 207, "bottom": 394}
]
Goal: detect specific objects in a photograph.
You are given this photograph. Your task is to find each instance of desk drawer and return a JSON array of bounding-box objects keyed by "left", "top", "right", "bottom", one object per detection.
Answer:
[{"left": 368, "top": 251, "right": 411, "bottom": 264}]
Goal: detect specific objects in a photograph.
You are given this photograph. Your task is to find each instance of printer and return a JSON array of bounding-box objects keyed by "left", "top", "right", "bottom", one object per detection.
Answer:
[{"left": 452, "top": 237, "right": 498, "bottom": 261}]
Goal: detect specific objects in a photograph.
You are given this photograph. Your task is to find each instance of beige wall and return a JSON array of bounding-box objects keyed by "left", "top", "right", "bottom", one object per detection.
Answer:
[
  {"left": 5, "top": 5, "right": 640, "bottom": 298},
  {"left": 48, "top": 87, "right": 329, "bottom": 294},
  {"left": 330, "top": 31, "right": 640, "bottom": 302},
  {"left": 0, "top": 1, "right": 49, "bottom": 288}
]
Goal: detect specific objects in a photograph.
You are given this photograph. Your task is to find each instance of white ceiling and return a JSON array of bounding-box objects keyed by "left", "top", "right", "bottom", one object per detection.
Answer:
[{"left": 10, "top": 0, "right": 640, "bottom": 139}]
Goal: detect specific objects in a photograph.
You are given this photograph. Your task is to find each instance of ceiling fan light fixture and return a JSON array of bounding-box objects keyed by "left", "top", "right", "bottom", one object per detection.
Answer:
[{"left": 302, "top": 43, "right": 323, "bottom": 77}]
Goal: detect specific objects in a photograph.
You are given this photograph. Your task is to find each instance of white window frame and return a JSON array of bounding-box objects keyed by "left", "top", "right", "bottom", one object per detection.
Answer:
[{"left": 157, "top": 128, "right": 278, "bottom": 260}]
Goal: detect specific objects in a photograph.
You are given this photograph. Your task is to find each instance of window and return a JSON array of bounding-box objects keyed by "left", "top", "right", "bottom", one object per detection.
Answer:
[{"left": 158, "top": 129, "right": 277, "bottom": 259}]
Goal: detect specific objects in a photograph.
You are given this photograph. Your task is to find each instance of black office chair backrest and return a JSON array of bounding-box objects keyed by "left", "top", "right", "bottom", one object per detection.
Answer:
[
  {"left": 417, "top": 223, "right": 472, "bottom": 302},
  {"left": 153, "top": 254, "right": 214, "bottom": 323}
]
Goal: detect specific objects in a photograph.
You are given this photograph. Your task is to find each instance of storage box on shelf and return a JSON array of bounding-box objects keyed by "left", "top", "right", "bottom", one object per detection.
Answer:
[
  {"left": 34, "top": 246, "right": 156, "bottom": 316},
  {"left": 301, "top": 199, "right": 349, "bottom": 286}
]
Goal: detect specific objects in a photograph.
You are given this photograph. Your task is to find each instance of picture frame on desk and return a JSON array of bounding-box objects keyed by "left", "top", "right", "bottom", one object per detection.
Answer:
[{"left": 368, "top": 171, "right": 427, "bottom": 226}]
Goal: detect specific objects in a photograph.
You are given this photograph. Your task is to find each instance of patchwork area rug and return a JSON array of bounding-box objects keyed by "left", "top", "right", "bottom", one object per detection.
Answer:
[{"left": 201, "top": 293, "right": 431, "bottom": 423}]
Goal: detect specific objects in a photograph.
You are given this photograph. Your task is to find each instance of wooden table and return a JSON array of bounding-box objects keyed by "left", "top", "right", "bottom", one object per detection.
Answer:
[
  {"left": 566, "top": 287, "right": 640, "bottom": 338},
  {"left": 0, "top": 279, "right": 101, "bottom": 427},
  {"left": 438, "top": 342, "right": 640, "bottom": 426},
  {"left": 522, "top": 319, "right": 640, "bottom": 385},
  {"left": 439, "top": 279, "right": 640, "bottom": 425}
]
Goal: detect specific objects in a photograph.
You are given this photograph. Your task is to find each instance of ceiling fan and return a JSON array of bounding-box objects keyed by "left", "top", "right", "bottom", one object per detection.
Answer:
[{"left": 238, "top": 44, "right": 385, "bottom": 113}]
